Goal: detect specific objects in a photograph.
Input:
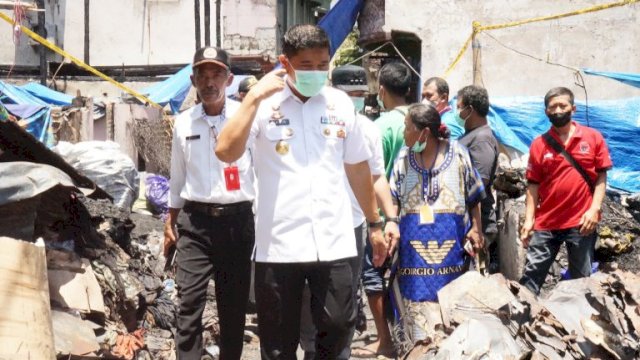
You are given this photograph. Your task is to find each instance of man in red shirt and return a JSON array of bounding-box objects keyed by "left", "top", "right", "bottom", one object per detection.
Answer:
[{"left": 519, "top": 87, "right": 612, "bottom": 295}]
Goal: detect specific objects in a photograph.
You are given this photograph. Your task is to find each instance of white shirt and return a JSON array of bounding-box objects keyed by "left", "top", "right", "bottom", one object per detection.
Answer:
[
  {"left": 168, "top": 101, "right": 255, "bottom": 208},
  {"left": 348, "top": 114, "right": 385, "bottom": 227},
  {"left": 249, "top": 81, "right": 372, "bottom": 263}
]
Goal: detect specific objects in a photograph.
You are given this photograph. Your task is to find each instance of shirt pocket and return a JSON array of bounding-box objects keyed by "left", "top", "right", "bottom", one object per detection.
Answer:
[
  {"left": 183, "top": 133, "right": 206, "bottom": 163},
  {"left": 265, "top": 125, "right": 295, "bottom": 142}
]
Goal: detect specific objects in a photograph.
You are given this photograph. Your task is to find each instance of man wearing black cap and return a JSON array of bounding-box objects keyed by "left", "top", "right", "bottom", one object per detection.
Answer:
[
  {"left": 237, "top": 76, "right": 258, "bottom": 101},
  {"left": 164, "top": 46, "right": 256, "bottom": 359}
]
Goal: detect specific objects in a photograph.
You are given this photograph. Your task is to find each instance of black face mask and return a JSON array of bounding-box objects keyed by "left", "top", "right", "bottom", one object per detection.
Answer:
[{"left": 548, "top": 111, "right": 572, "bottom": 127}]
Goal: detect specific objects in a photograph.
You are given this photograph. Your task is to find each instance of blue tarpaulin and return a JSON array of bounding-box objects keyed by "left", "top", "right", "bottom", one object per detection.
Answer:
[
  {"left": 0, "top": 80, "right": 55, "bottom": 146},
  {"left": 318, "top": 0, "right": 364, "bottom": 56},
  {"left": 0, "top": 80, "right": 48, "bottom": 107},
  {"left": 583, "top": 68, "right": 640, "bottom": 89},
  {"left": 20, "top": 82, "right": 73, "bottom": 106},
  {"left": 491, "top": 96, "right": 640, "bottom": 193},
  {"left": 143, "top": 65, "right": 192, "bottom": 114}
]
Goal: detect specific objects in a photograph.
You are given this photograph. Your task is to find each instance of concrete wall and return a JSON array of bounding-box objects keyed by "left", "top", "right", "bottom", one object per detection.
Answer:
[
  {"left": 62, "top": 0, "right": 201, "bottom": 66},
  {"left": 385, "top": 0, "right": 640, "bottom": 100},
  {"left": 2, "top": 0, "right": 277, "bottom": 67},
  {"left": 222, "top": 0, "right": 277, "bottom": 60},
  {"left": 0, "top": 1, "right": 63, "bottom": 66}
]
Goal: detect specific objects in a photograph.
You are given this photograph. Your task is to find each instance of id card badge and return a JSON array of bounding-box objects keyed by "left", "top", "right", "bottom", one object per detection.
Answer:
[
  {"left": 224, "top": 165, "right": 240, "bottom": 191},
  {"left": 419, "top": 204, "right": 434, "bottom": 224}
]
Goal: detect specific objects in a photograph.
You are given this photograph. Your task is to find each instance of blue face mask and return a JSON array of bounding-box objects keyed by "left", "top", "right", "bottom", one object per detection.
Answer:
[
  {"left": 377, "top": 94, "right": 385, "bottom": 110},
  {"left": 411, "top": 131, "right": 427, "bottom": 153},
  {"left": 455, "top": 106, "right": 471, "bottom": 128},
  {"left": 350, "top": 97, "right": 365, "bottom": 113},
  {"left": 292, "top": 70, "right": 328, "bottom": 97}
]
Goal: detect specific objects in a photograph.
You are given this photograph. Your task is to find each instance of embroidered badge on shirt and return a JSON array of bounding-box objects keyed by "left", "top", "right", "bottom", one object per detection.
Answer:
[
  {"left": 269, "top": 118, "right": 291, "bottom": 126},
  {"left": 336, "top": 128, "right": 346, "bottom": 139},
  {"left": 579, "top": 141, "right": 590, "bottom": 154},
  {"left": 320, "top": 115, "right": 345, "bottom": 126}
]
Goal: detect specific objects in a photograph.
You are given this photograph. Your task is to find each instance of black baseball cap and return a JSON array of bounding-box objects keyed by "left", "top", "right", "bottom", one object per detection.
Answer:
[
  {"left": 192, "top": 46, "right": 230, "bottom": 70},
  {"left": 238, "top": 76, "right": 258, "bottom": 93},
  {"left": 332, "top": 65, "right": 368, "bottom": 92}
]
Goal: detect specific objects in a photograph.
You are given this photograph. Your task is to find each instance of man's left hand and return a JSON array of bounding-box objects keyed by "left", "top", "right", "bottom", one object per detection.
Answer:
[
  {"left": 384, "top": 221, "right": 400, "bottom": 257},
  {"left": 369, "top": 227, "right": 388, "bottom": 268},
  {"left": 579, "top": 208, "right": 599, "bottom": 235},
  {"left": 466, "top": 227, "right": 484, "bottom": 252}
]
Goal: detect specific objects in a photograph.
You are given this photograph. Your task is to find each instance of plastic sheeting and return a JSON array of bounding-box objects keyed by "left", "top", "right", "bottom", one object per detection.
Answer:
[
  {"left": 20, "top": 82, "right": 73, "bottom": 105},
  {"left": 583, "top": 68, "right": 640, "bottom": 89},
  {"left": 145, "top": 174, "right": 169, "bottom": 219},
  {"left": 490, "top": 96, "right": 640, "bottom": 193},
  {"left": 0, "top": 80, "right": 56, "bottom": 146},
  {"left": 143, "top": 65, "right": 192, "bottom": 114},
  {"left": 0, "top": 162, "right": 77, "bottom": 206},
  {"left": 53, "top": 141, "right": 139, "bottom": 209}
]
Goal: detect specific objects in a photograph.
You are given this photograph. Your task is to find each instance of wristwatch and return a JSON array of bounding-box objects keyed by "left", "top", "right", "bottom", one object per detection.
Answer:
[
  {"left": 386, "top": 217, "right": 400, "bottom": 224},
  {"left": 368, "top": 219, "right": 384, "bottom": 229}
]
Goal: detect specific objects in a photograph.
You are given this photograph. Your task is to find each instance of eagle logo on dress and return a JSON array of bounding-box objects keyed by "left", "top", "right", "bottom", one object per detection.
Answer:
[{"left": 410, "top": 240, "right": 456, "bottom": 264}]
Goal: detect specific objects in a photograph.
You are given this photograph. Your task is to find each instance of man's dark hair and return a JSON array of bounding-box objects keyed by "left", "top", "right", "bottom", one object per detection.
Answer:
[
  {"left": 282, "top": 24, "right": 330, "bottom": 58},
  {"left": 424, "top": 77, "right": 449, "bottom": 97},
  {"left": 544, "top": 87, "right": 574, "bottom": 107},
  {"left": 378, "top": 62, "right": 411, "bottom": 97},
  {"left": 407, "top": 103, "right": 450, "bottom": 139},
  {"left": 457, "top": 85, "right": 490, "bottom": 117}
]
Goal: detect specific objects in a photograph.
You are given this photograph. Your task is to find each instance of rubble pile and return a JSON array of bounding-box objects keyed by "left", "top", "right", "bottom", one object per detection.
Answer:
[{"left": 403, "top": 271, "right": 640, "bottom": 360}]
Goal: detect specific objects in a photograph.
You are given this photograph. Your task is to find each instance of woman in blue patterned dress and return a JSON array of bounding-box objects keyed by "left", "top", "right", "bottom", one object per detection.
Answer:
[{"left": 389, "top": 103, "right": 485, "bottom": 343}]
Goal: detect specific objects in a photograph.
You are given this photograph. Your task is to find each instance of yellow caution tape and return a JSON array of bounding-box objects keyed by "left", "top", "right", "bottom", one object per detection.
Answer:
[
  {"left": 443, "top": 21, "right": 482, "bottom": 78},
  {"left": 478, "top": 0, "right": 639, "bottom": 31},
  {"left": 443, "top": 0, "right": 639, "bottom": 77},
  {"left": 443, "top": 32, "right": 473, "bottom": 79},
  {"left": 0, "top": 11, "right": 161, "bottom": 108}
]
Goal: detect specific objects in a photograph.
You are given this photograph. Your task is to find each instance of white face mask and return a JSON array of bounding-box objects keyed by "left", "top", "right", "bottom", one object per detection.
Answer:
[{"left": 350, "top": 97, "right": 365, "bottom": 113}]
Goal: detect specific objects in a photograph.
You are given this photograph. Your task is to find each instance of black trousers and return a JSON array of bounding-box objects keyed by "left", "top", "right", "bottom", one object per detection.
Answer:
[
  {"left": 255, "top": 259, "right": 356, "bottom": 360},
  {"left": 299, "top": 222, "right": 367, "bottom": 359},
  {"left": 175, "top": 206, "right": 255, "bottom": 360}
]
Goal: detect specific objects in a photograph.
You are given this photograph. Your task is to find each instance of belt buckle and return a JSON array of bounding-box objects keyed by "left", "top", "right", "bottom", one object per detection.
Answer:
[{"left": 209, "top": 207, "right": 224, "bottom": 217}]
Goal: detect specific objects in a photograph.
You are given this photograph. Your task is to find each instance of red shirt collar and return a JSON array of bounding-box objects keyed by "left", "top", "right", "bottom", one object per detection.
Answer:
[
  {"left": 549, "top": 121, "right": 583, "bottom": 143},
  {"left": 439, "top": 105, "right": 452, "bottom": 115}
]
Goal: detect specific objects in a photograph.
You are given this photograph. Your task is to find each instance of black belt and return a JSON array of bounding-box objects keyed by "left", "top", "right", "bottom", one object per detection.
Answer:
[{"left": 184, "top": 200, "right": 252, "bottom": 217}]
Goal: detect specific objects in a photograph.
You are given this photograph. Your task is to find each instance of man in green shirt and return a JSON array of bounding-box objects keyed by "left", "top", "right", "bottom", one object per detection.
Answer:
[
  {"left": 352, "top": 61, "right": 413, "bottom": 358},
  {"left": 375, "top": 62, "right": 412, "bottom": 179}
]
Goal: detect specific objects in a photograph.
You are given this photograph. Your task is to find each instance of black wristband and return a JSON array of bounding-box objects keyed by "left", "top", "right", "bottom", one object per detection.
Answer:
[
  {"left": 386, "top": 217, "right": 400, "bottom": 224},
  {"left": 368, "top": 219, "right": 384, "bottom": 229}
]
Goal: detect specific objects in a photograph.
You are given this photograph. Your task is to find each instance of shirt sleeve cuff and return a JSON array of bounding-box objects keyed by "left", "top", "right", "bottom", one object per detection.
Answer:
[{"left": 168, "top": 195, "right": 185, "bottom": 209}]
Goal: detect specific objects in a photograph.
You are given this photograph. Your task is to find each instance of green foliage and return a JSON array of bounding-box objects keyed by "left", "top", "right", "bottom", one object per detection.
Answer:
[{"left": 333, "top": 30, "right": 363, "bottom": 67}]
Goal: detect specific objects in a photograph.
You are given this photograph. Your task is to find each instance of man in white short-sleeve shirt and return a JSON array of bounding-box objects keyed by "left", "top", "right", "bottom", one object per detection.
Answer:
[
  {"left": 216, "top": 25, "right": 391, "bottom": 359},
  {"left": 164, "top": 47, "right": 255, "bottom": 360}
]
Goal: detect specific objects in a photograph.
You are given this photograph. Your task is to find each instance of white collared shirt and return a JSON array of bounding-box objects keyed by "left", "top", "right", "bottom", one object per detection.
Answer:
[
  {"left": 349, "top": 114, "right": 385, "bottom": 227},
  {"left": 249, "top": 81, "right": 372, "bottom": 263},
  {"left": 168, "top": 101, "right": 255, "bottom": 208}
]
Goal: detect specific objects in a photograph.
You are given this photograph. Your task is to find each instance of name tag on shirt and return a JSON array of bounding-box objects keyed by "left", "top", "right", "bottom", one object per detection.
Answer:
[
  {"left": 186, "top": 135, "right": 201, "bottom": 140},
  {"left": 420, "top": 204, "right": 434, "bottom": 224},
  {"left": 224, "top": 166, "right": 240, "bottom": 191}
]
